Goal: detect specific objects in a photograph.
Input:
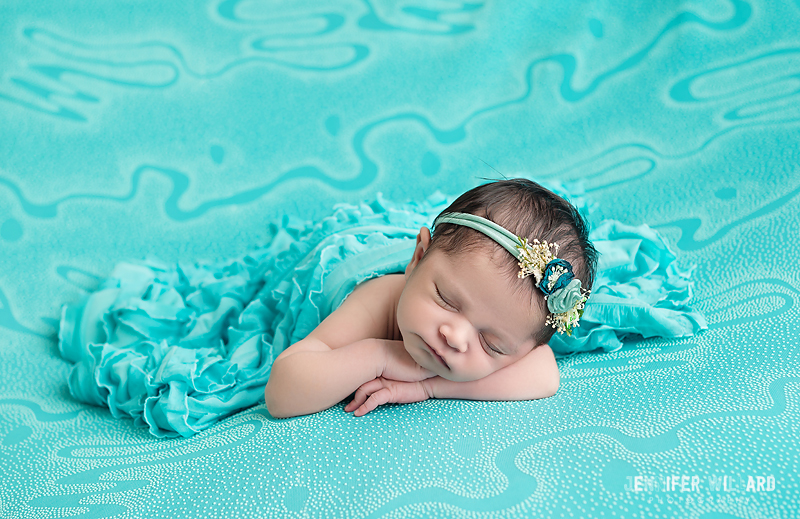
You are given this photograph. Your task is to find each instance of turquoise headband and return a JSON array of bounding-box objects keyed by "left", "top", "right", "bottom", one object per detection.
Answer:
[
  {"left": 435, "top": 213, "right": 522, "bottom": 259},
  {"left": 432, "top": 212, "right": 590, "bottom": 336}
]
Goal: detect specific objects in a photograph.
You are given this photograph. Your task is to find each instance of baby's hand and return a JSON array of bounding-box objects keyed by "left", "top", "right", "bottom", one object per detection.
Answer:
[
  {"left": 344, "top": 377, "right": 434, "bottom": 417},
  {"left": 379, "top": 340, "right": 435, "bottom": 382}
]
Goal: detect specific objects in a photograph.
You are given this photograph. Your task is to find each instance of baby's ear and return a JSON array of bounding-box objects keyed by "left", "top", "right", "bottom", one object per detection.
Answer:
[
  {"left": 405, "top": 227, "right": 431, "bottom": 277},
  {"left": 417, "top": 226, "right": 431, "bottom": 249}
]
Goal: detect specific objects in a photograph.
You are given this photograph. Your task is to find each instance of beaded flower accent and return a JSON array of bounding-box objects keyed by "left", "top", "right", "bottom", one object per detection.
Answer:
[{"left": 513, "top": 236, "right": 590, "bottom": 336}]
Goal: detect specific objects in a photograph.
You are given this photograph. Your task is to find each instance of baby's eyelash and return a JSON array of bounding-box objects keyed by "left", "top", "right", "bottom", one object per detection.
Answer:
[
  {"left": 435, "top": 286, "right": 454, "bottom": 309},
  {"left": 481, "top": 335, "right": 502, "bottom": 355}
]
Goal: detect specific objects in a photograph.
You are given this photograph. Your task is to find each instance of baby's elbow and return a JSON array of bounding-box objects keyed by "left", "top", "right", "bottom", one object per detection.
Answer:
[
  {"left": 543, "top": 347, "right": 560, "bottom": 398},
  {"left": 549, "top": 373, "right": 560, "bottom": 397},
  {"left": 265, "top": 399, "right": 292, "bottom": 419},
  {"left": 540, "top": 363, "right": 560, "bottom": 399},
  {"left": 550, "top": 363, "right": 561, "bottom": 396},
  {"left": 264, "top": 360, "right": 301, "bottom": 419},
  {"left": 264, "top": 385, "right": 293, "bottom": 419}
]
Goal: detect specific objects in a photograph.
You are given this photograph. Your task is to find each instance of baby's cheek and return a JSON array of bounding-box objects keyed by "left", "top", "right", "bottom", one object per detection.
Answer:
[{"left": 471, "top": 358, "right": 499, "bottom": 381}]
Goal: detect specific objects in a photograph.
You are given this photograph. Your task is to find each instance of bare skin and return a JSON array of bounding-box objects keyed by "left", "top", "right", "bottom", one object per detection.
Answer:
[{"left": 264, "top": 226, "right": 560, "bottom": 419}]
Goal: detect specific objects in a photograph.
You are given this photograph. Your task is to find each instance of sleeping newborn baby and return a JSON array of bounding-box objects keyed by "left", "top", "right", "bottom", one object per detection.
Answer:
[{"left": 266, "top": 178, "right": 596, "bottom": 417}]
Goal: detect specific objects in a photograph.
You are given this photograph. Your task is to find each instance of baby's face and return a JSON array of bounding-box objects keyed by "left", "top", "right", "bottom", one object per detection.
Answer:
[{"left": 396, "top": 238, "right": 545, "bottom": 382}]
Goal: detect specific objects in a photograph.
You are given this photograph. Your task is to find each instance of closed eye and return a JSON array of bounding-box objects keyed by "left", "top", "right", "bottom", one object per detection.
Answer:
[
  {"left": 436, "top": 284, "right": 503, "bottom": 355},
  {"left": 435, "top": 285, "right": 455, "bottom": 309},
  {"left": 481, "top": 334, "right": 503, "bottom": 355}
]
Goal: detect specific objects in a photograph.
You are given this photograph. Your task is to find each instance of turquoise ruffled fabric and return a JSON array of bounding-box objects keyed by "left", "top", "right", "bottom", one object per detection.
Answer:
[
  {"left": 59, "top": 192, "right": 444, "bottom": 438},
  {"left": 58, "top": 186, "right": 706, "bottom": 438},
  {"left": 549, "top": 220, "right": 707, "bottom": 356}
]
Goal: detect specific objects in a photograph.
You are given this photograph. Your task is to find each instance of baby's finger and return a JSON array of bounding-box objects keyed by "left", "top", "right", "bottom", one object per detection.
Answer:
[
  {"left": 345, "top": 379, "right": 383, "bottom": 412},
  {"left": 345, "top": 391, "right": 366, "bottom": 412},
  {"left": 354, "top": 388, "right": 392, "bottom": 417}
]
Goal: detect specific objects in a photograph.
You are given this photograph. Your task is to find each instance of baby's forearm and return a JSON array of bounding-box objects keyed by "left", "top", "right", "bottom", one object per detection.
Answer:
[
  {"left": 265, "top": 338, "right": 383, "bottom": 418},
  {"left": 424, "top": 375, "right": 555, "bottom": 401},
  {"left": 424, "top": 375, "right": 518, "bottom": 401},
  {"left": 424, "top": 348, "right": 560, "bottom": 401}
]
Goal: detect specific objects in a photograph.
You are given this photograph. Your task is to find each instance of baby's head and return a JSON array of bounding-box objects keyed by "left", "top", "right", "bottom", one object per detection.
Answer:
[{"left": 396, "top": 178, "right": 598, "bottom": 382}]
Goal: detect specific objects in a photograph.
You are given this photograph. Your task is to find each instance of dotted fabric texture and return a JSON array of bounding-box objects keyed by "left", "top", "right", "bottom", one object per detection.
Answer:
[{"left": 1, "top": 1, "right": 798, "bottom": 518}]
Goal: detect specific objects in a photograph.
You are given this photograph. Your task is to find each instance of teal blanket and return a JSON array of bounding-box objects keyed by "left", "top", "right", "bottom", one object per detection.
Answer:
[{"left": 1, "top": 0, "right": 796, "bottom": 517}]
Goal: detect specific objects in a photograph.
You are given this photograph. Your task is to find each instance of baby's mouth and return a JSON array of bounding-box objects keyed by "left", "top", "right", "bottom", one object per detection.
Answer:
[{"left": 423, "top": 339, "right": 448, "bottom": 369}]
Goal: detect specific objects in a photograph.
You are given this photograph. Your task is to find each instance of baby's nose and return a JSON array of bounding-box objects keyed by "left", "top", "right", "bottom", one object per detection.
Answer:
[{"left": 440, "top": 324, "right": 468, "bottom": 353}]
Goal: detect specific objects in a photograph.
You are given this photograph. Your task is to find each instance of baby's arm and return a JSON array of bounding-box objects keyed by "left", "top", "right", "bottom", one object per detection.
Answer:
[
  {"left": 265, "top": 337, "right": 384, "bottom": 418},
  {"left": 346, "top": 343, "right": 559, "bottom": 416},
  {"left": 424, "top": 344, "right": 560, "bottom": 401},
  {"left": 265, "top": 275, "right": 431, "bottom": 418}
]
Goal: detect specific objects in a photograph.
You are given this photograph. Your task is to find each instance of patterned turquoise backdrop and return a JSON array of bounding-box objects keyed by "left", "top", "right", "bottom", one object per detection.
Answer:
[{"left": 1, "top": 0, "right": 798, "bottom": 517}]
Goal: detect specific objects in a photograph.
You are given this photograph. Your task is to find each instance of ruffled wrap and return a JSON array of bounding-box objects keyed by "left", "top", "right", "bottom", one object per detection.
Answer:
[
  {"left": 58, "top": 184, "right": 706, "bottom": 438},
  {"left": 59, "top": 192, "right": 445, "bottom": 438},
  {"left": 548, "top": 220, "right": 707, "bottom": 356}
]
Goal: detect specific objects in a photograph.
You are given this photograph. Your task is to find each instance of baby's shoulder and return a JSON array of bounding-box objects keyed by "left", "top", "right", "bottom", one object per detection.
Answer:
[
  {"left": 352, "top": 273, "right": 405, "bottom": 297},
  {"left": 307, "top": 274, "right": 405, "bottom": 348},
  {"left": 344, "top": 273, "right": 405, "bottom": 339}
]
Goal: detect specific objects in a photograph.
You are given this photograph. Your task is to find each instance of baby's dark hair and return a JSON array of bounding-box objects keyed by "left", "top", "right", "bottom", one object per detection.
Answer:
[{"left": 427, "top": 178, "right": 598, "bottom": 346}]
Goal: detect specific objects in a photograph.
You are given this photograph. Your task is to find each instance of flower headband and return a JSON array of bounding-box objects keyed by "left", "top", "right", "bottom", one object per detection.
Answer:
[{"left": 432, "top": 212, "right": 590, "bottom": 335}]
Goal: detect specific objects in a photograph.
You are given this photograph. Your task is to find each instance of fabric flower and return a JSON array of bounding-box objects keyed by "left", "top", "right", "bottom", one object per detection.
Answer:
[
  {"left": 539, "top": 259, "right": 575, "bottom": 296},
  {"left": 547, "top": 278, "right": 584, "bottom": 314}
]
